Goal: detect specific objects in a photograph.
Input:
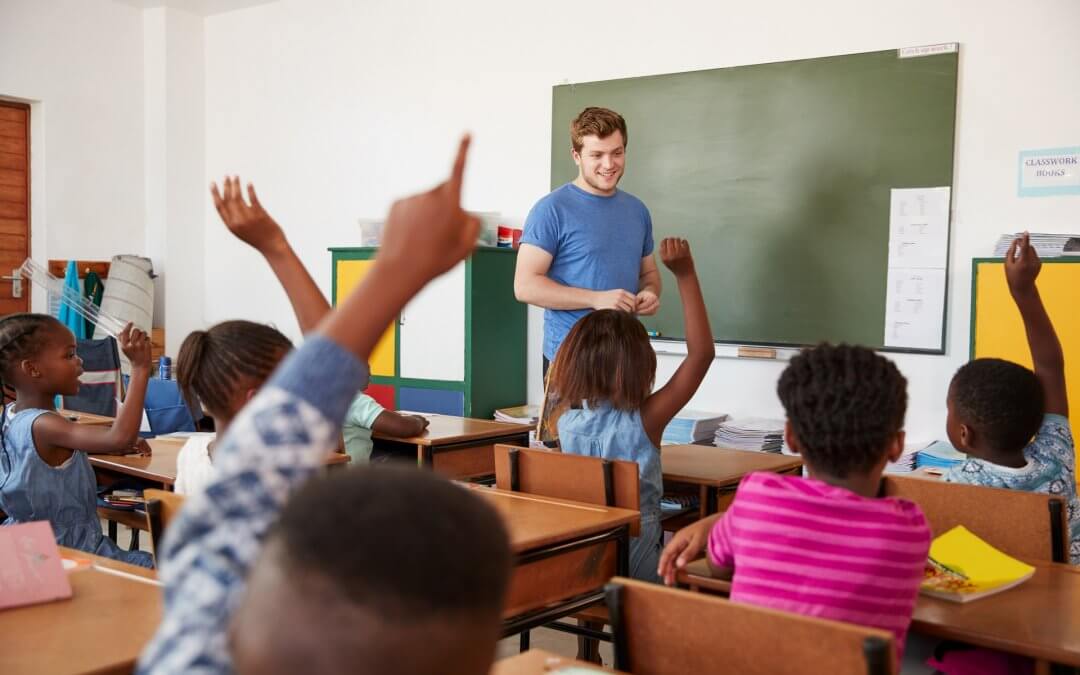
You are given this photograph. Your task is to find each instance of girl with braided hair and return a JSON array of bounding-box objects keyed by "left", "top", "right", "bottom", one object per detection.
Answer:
[{"left": 0, "top": 315, "right": 154, "bottom": 567}]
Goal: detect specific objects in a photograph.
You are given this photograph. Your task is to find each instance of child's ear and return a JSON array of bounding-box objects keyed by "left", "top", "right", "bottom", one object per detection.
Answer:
[
  {"left": 18, "top": 358, "right": 39, "bottom": 378},
  {"left": 886, "top": 430, "right": 906, "bottom": 463},
  {"left": 783, "top": 420, "right": 802, "bottom": 455},
  {"left": 244, "top": 388, "right": 258, "bottom": 403},
  {"left": 956, "top": 422, "right": 974, "bottom": 451}
]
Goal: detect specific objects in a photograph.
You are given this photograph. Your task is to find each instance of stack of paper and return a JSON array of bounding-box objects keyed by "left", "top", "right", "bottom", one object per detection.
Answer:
[
  {"left": 494, "top": 405, "right": 539, "bottom": 425},
  {"left": 662, "top": 410, "right": 729, "bottom": 445},
  {"left": 885, "top": 441, "right": 930, "bottom": 474},
  {"left": 992, "top": 233, "right": 1080, "bottom": 258},
  {"left": 715, "top": 418, "right": 785, "bottom": 453},
  {"left": 916, "top": 440, "right": 966, "bottom": 472},
  {"left": 920, "top": 526, "right": 1035, "bottom": 602}
]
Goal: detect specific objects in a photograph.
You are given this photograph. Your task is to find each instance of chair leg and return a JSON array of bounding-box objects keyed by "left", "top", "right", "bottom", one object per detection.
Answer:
[
  {"left": 107, "top": 519, "right": 118, "bottom": 542},
  {"left": 519, "top": 630, "right": 530, "bottom": 652},
  {"left": 130, "top": 528, "right": 140, "bottom": 550},
  {"left": 576, "top": 620, "right": 604, "bottom": 663}
]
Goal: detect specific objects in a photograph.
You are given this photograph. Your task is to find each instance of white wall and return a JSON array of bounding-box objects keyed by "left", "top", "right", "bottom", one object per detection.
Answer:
[
  {"left": 201, "top": 0, "right": 1080, "bottom": 440},
  {"left": 0, "top": 0, "right": 146, "bottom": 270}
]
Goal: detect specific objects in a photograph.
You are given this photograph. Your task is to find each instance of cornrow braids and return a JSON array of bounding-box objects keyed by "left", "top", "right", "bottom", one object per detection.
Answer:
[
  {"left": 175, "top": 320, "right": 293, "bottom": 419},
  {"left": 777, "top": 343, "right": 908, "bottom": 478},
  {"left": 0, "top": 313, "right": 64, "bottom": 490},
  {"left": 949, "top": 358, "right": 1043, "bottom": 454}
]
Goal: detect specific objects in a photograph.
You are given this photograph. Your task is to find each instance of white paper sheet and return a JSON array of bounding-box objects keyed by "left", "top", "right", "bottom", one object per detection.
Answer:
[
  {"left": 888, "top": 187, "right": 951, "bottom": 269},
  {"left": 883, "top": 268, "right": 947, "bottom": 350}
]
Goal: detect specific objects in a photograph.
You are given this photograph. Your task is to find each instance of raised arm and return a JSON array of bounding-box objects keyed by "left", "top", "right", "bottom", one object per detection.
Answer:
[
  {"left": 34, "top": 323, "right": 153, "bottom": 456},
  {"left": 513, "top": 244, "right": 636, "bottom": 312},
  {"left": 1006, "top": 232, "right": 1067, "bottom": 417},
  {"left": 211, "top": 177, "right": 331, "bottom": 334},
  {"left": 640, "top": 239, "right": 715, "bottom": 446}
]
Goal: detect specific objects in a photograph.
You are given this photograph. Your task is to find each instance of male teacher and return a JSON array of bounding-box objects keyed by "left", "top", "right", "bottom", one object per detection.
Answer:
[{"left": 514, "top": 107, "right": 661, "bottom": 374}]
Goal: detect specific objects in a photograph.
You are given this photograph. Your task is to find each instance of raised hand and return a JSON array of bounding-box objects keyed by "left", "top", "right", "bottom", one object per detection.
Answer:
[
  {"left": 379, "top": 135, "right": 481, "bottom": 283},
  {"left": 118, "top": 323, "right": 152, "bottom": 372},
  {"left": 659, "top": 237, "right": 695, "bottom": 277},
  {"left": 1005, "top": 231, "right": 1042, "bottom": 297},
  {"left": 210, "top": 176, "right": 287, "bottom": 255}
]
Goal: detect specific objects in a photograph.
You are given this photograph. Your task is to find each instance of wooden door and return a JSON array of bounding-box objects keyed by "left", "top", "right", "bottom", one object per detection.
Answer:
[{"left": 0, "top": 101, "right": 29, "bottom": 317}]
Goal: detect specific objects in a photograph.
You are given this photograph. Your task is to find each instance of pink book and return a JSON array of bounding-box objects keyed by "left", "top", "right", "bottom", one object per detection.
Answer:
[{"left": 0, "top": 521, "right": 73, "bottom": 610}]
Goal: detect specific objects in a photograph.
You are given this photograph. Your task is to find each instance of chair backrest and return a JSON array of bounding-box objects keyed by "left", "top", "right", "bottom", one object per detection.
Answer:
[
  {"left": 144, "top": 488, "right": 186, "bottom": 561},
  {"left": 142, "top": 378, "right": 197, "bottom": 435},
  {"left": 63, "top": 337, "right": 121, "bottom": 417},
  {"left": 882, "top": 475, "right": 1068, "bottom": 563},
  {"left": 606, "top": 578, "right": 895, "bottom": 675},
  {"left": 494, "top": 444, "right": 641, "bottom": 535}
]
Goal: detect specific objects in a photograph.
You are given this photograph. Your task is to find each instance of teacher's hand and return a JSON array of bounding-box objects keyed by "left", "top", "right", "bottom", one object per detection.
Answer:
[
  {"left": 592, "top": 289, "right": 637, "bottom": 312},
  {"left": 635, "top": 290, "right": 660, "bottom": 316}
]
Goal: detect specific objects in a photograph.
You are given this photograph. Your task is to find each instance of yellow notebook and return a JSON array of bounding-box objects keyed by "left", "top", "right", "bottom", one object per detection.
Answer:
[{"left": 920, "top": 526, "right": 1036, "bottom": 602}]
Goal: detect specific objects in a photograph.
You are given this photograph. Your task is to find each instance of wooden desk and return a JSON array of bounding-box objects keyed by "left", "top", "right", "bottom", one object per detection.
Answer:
[
  {"left": 678, "top": 558, "right": 1080, "bottom": 668},
  {"left": 661, "top": 444, "right": 803, "bottom": 516},
  {"left": 91, "top": 437, "right": 351, "bottom": 490},
  {"left": 475, "top": 487, "right": 638, "bottom": 636},
  {"left": 375, "top": 414, "right": 532, "bottom": 480},
  {"left": 491, "top": 649, "right": 619, "bottom": 674},
  {"left": 58, "top": 408, "right": 115, "bottom": 426},
  {"left": 0, "top": 548, "right": 162, "bottom": 675}
]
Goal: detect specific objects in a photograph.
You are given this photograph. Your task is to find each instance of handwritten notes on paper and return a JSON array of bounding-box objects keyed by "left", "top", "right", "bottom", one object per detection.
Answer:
[{"left": 884, "top": 187, "right": 950, "bottom": 350}]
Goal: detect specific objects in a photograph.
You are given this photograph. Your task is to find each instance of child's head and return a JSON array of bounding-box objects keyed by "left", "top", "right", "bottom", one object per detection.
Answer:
[
  {"left": 0, "top": 313, "right": 81, "bottom": 397},
  {"left": 176, "top": 320, "right": 292, "bottom": 425},
  {"left": 547, "top": 309, "right": 656, "bottom": 423},
  {"left": 229, "top": 466, "right": 512, "bottom": 675},
  {"left": 777, "top": 343, "right": 908, "bottom": 479},
  {"left": 946, "top": 358, "right": 1043, "bottom": 458}
]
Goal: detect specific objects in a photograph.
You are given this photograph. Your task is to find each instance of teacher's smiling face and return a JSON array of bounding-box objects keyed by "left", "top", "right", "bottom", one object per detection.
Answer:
[{"left": 572, "top": 130, "right": 626, "bottom": 196}]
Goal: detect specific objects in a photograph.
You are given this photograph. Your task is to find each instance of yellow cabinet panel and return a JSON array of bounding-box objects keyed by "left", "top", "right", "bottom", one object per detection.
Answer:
[{"left": 335, "top": 259, "right": 395, "bottom": 377}]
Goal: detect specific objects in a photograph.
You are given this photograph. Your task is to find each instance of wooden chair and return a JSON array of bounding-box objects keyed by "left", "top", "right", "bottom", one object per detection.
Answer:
[
  {"left": 494, "top": 444, "right": 640, "bottom": 657},
  {"left": 882, "top": 475, "right": 1068, "bottom": 563},
  {"left": 144, "top": 488, "right": 186, "bottom": 563},
  {"left": 606, "top": 577, "right": 895, "bottom": 675}
]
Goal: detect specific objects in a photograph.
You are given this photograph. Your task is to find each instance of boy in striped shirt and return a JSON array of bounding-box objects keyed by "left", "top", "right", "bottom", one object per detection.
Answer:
[{"left": 659, "top": 344, "right": 931, "bottom": 659}]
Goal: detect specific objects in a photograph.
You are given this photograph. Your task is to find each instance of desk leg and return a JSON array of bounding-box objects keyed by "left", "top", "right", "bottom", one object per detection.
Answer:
[
  {"left": 705, "top": 486, "right": 718, "bottom": 516},
  {"left": 417, "top": 445, "right": 433, "bottom": 467}
]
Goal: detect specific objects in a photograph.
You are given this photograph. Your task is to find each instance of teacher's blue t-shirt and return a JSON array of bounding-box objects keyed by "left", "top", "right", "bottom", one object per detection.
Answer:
[{"left": 521, "top": 183, "right": 654, "bottom": 361}]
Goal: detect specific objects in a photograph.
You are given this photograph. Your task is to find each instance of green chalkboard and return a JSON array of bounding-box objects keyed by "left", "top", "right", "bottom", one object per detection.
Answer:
[{"left": 550, "top": 48, "right": 957, "bottom": 352}]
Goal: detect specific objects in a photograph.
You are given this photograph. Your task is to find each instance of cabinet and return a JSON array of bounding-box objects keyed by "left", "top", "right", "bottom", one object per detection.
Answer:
[{"left": 330, "top": 247, "right": 526, "bottom": 419}]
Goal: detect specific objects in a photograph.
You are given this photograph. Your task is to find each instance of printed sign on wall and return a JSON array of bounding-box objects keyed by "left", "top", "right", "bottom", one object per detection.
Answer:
[{"left": 1018, "top": 146, "right": 1080, "bottom": 197}]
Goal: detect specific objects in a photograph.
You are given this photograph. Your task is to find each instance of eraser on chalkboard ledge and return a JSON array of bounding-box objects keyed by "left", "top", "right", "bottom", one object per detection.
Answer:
[
  {"left": 737, "top": 346, "right": 778, "bottom": 360},
  {"left": 647, "top": 330, "right": 662, "bottom": 338}
]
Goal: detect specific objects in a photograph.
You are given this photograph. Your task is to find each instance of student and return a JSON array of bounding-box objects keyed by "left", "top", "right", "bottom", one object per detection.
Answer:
[
  {"left": 173, "top": 177, "right": 428, "bottom": 493},
  {"left": 343, "top": 392, "right": 427, "bottom": 463},
  {"left": 545, "top": 238, "right": 714, "bottom": 582},
  {"left": 0, "top": 319, "right": 155, "bottom": 567},
  {"left": 137, "top": 136, "right": 513, "bottom": 675},
  {"left": 944, "top": 232, "right": 1078, "bottom": 564},
  {"left": 659, "top": 343, "right": 931, "bottom": 660}
]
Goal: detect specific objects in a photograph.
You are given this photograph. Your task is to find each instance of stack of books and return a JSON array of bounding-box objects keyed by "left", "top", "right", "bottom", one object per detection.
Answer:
[
  {"left": 920, "top": 525, "right": 1035, "bottom": 602},
  {"left": 884, "top": 441, "right": 929, "bottom": 474},
  {"left": 494, "top": 405, "right": 539, "bottom": 425},
  {"left": 992, "top": 233, "right": 1080, "bottom": 257},
  {"left": 915, "top": 440, "right": 966, "bottom": 473},
  {"left": 715, "top": 418, "right": 785, "bottom": 453},
  {"left": 662, "top": 410, "right": 729, "bottom": 445}
]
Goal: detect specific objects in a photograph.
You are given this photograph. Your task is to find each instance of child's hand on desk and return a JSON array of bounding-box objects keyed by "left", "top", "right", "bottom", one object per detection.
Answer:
[
  {"left": 128, "top": 438, "right": 152, "bottom": 457},
  {"left": 379, "top": 135, "right": 481, "bottom": 283},
  {"left": 657, "top": 514, "right": 719, "bottom": 586},
  {"left": 118, "top": 323, "right": 152, "bottom": 373},
  {"left": 410, "top": 415, "right": 431, "bottom": 434},
  {"left": 659, "top": 237, "right": 695, "bottom": 277},
  {"left": 210, "top": 176, "right": 288, "bottom": 256},
  {"left": 1005, "top": 231, "right": 1042, "bottom": 297}
]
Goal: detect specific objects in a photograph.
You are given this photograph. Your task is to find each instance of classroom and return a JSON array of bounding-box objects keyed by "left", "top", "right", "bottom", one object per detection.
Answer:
[{"left": 2, "top": 0, "right": 1080, "bottom": 673}]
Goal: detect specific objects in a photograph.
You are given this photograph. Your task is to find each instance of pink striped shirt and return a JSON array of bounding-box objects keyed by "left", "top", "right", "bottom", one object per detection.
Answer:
[{"left": 707, "top": 472, "right": 931, "bottom": 658}]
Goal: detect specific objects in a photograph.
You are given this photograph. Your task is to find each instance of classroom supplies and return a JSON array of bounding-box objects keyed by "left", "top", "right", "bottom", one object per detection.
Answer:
[
  {"left": 0, "top": 521, "right": 73, "bottom": 610},
  {"left": 920, "top": 526, "right": 1035, "bottom": 602},
  {"left": 992, "top": 233, "right": 1080, "bottom": 258},
  {"left": 18, "top": 257, "right": 128, "bottom": 337},
  {"left": 552, "top": 48, "right": 957, "bottom": 353},
  {"left": 884, "top": 441, "right": 929, "bottom": 474},
  {"left": 715, "top": 418, "right": 785, "bottom": 453},
  {"left": 661, "top": 409, "right": 728, "bottom": 445},
  {"left": 973, "top": 257, "right": 1080, "bottom": 476},
  {"left": 494, "top": 404, "right": 539, "bottom": 424},
  {"left": 915, "top": 440, "right": 966, "bottom": 472}
]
